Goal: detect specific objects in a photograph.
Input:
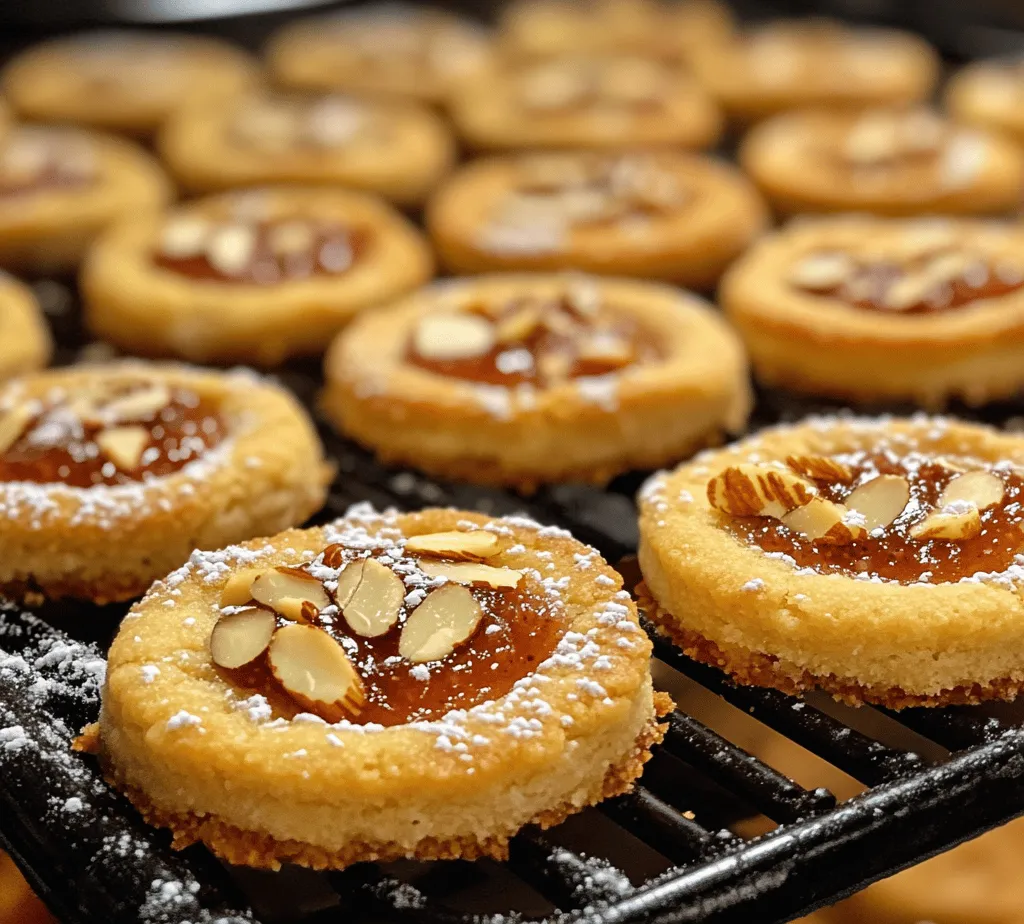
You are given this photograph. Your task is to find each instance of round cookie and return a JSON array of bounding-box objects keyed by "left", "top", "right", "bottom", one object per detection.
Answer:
[
  {"left": 690, "top": 19, "right": 938, "bottom": 122},
  {"left": 82, "top": 187, "right": 433, "bottom": 366},
  {"left": 499, "top": 0, "right": 735, "bottom": 65},
  {"left": 449, "top": 54, "right": 722, "bottom": 153},
  {"left": 95, "top": 505, "right": 669, "bottom": 869},
  {"left": 1, "top": 31, "right": 257, "bottom": 138},
  {"left": 638, "top": 415, "right": 1024, "bottom": 708},
  {"left": 322, "top": 274, "right": 751, "bottom": 491},
  {"left": 426, "top": 151, "right": 768, "bottom": 288},
  {"left": 157, "top": 87, "right": 455, "bottom": 207},
  {"left": 947, "top": 58, "right": 1024, "bottom": 149},
  {"left": 721, "top": 216, "right": 1024, "bottom": 406},
  {"left": 266, "top": 5, "right": 491, "bottom": 104},
  {"left": 0, "top": 362, "right": 330, "bottom": 603},
  {"left": 0, "top": 125, "right": 171, "bottom": 274},
  {"left": 0, "top": 274, "right": 51, "bottom": 380},
  {"left": 740, "top": 106, "right": 1024, "bottom": 217}
]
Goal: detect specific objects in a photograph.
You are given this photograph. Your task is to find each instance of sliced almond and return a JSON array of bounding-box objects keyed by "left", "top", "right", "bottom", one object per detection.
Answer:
[
  {"left": 341, "top": 558, "right": 404, "bottom": 638},
  {"left": 94, "top": 384, "right": 171, "bottom": 425},
  {"left": 785, "top": 455, "right": 853, "bottom": 484},
  {"left": 159, "top": 216, "right": 210, "bottom": 259},
  {"left": 707, "top": 464, "right": 816, "bottom": 519},
  {"left": 95, "top": 425, "right": 149, "bottom": 471},
  {"left": 939, "top": 470, "right": 1004, "bottom": 510},
  {"left": 0, "top": 404, "right": 35, "bottom": 455},
  {"left": 414, "top": 313, "right": 496, "bottom": 361},
  {"left": 268, "top": 221, "right": 314, "bottom": 256},
  {"left": 881, "top": 272, "right": 933, "bottom": 311},
  {"left": 220, "top": 568, "right": 265, "bottom": 607},
  {"left": 417, "top": 560, "right": 523, "bottom": 589},
  {"left": 781, "top": 497, "right": 866, "bottom": 545},
  {"left": 210, "top": 608, "right": 276, "bottom": 669},
  {"left": 787, "top": 253, "right": 854, "bottom": 291},
  {"left": 404, "top": 530, "right": 500, "bottom": 561},
  {"left": 334, "top": 559, "right": 365, "bottom": 609},
  {"left": 910, "top": 504, "right": 982, "bottom": 541},
  {"left": 268, "top": 624, "right": 365, "bottom": 721},
  {"left": 844, "top": 474, "right": 911, "bottom": 532},
  {"left": 495, "top": 304, "right": 542, "bottom": 344},
  {"left": 537, "top": 349, "right": 573, "bottom": 384},
  {"left": 206, "top": 224, "right": 257, "bottom": 277},
  {"left": 399, "top": 584, "right": 483, "bottom": 663},
  {"left": 575, "top": 333, "right": 634, "bottom": 367},
  {"left": 251, "top": 567, "right": 331, "bottom": 622}
]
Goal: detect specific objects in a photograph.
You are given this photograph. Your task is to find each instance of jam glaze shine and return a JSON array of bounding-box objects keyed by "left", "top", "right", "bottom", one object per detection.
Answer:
[{"left": 729, "top": 452, "right": 1024, "bottom": 584}]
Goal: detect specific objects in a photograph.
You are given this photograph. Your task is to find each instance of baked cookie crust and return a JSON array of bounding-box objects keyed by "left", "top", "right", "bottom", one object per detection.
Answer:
[
  {"left": 638, "top": 416, "right": 1024, "bottom": 707},
  {"left": 98, "top": 506, "right": 668, "bottom": 870},
  {"left": 946, "top": 58, "right": 1024, "bottom": 149},
  {"left": 0, "top": 274, "right": 51, "bottom": 381},
  {"left": 426, "top": 151, "right": 768, "bottom": 289},
  {"left": 321, "top": 274, "right": 751, "bottom": 491},
  {"left": 0, "top": 362, "right": 330, "bottom": 603},
  {"left": 720, "top": 216, "right": 1024, "bottom": 406},
  {"left": 82, "top": 187, "right": 433, "bottom": 366}
]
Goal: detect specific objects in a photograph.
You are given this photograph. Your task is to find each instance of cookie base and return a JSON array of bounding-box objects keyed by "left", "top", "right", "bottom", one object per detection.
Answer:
[{"left": 638, "top": 584, "right": 1023, "bottom": 709}]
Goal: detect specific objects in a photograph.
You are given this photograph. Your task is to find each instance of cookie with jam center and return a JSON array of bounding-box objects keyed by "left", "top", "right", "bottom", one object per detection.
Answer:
[
  {"left": 157, "top": 87, "right": 455, "bottom": 207},
  {"left": 449, "top": 53, "right": 722, "bottom": 153},
  {"left": 0, "top": 274, "right": 51, "bottom": 380},
  {"left": 93, "top": 505, "right": 669, "bottom": 870},
  {"left": 266, "top": 5, "right": 492, "bottom": 104},
  {"left": 639, "top": 416, "right": 1024, "bottom": 708},
  {"left": 740, "top": 106, "right": 1024, "bottom": 218},
  {"left": 0, "top": 126, "right": 171, "bottom": 274},
  {"left": 722, "top": 216, "right": 1024, "bottom": 406},
  {"left": 321, "top": 274, "right": 751, "bottom": 491},
  {"left": 689, "top": 19, "right": 938, "bottom": 123},
  {"left": 426, "top": 150, "right": 768, "bottom": 289},
  {"left": 1, "top": 31, "right": 257, "bottom": 138},
  {"left": 82, "top": 187, "right": 433, "bottom": 366},
  {"left": 0, "top": 362, "right": 330, "bottom": 603},
  {"left": 947, "top": 58, "right": 1024, "bottom": 150}
]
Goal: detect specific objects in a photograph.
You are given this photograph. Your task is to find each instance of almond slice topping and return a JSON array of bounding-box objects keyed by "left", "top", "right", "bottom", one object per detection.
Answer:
[
  {"left": 781, "top": 497, "right": 866, "bottom": 545},
  {"left": 414, "top": 314, "right": 495, "bottom": 361},
  {"left": 939, "top": 470, "right": 1004, "bottom": 510},
  {"left": 707, "top": 464, "right": 817, "bottom": 518},
  {"left": 206, "top": 224, "right": 257, "bottom": 277},
  {"left": 575, "top": 333, "right": 634, "bottom": 367},
  {"left": 417, "top": 560, "right": 523, "bottom": 589},
  {"left": 334, "top": 559, "right": 365, "bottom": 609},
  {"left": 910, "top": 503, "right": 982, "bottom": 541},
  {"left": 94, "top": 385, "right": 172, "bottom": 425},
  {"left": 220, "top": 568, "right": 265, "bottom": 607},
  {"left": 160, "top": 216, "right": 210, "bottom": 259},
  {"left": 340, "top": 558, "right": 405, "bottom": 638},
  {"left": 404, "top": 530, "right": 499, "bottom": 561},
  {"left": 787, "top": 253, "right": 855, "bottom": 290},
  {"left": 251, "top": 567, "right": 331, "bottom": 622},
  {"left": 399, "top": 585, "right": 483, "bottom": 663},
  {"left": 844, "top": 474, "right": 911, "bottom": 532},
  {"left": 785, "top": 454, "right": 853, "bottom": 484},
  {"left": 210, "top": 608, "right": 276, "bottom": 669},
  {"left": 495, "top": 304, "right": 542, "bottom": 344},
  {"left": 268, "top": 624, "right": 365, "bottom": 722},
  {"left": 95, "top": 425, "right": 149, "bottom": 471},
  {"left": 0, "top": 404, "right": 34, "bottom": 455}
]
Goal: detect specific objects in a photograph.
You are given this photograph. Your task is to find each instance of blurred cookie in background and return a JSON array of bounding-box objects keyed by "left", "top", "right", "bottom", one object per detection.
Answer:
[
  {"left": 267, "top": 4, "right": 492, "bottom": 105},
  {"left": 0, "top": 272, "right": 51, "bottom": 379},
  {"left": 947, "top": 58, "right": 1024, "bottom": 150},
  {"left": 0, "top": 851, "right": 53, "bottom": 924},
  {"left": 1, "top": 32, "right": 258, "bottom": 138}
]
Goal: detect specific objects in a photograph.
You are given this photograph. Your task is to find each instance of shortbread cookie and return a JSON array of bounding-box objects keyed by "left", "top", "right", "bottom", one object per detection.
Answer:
[
  {"left": 97, "top": 505, "right": 669, "bottom": 869},
  {"left": 450, "top": 54, "right": 722, "bottom": 153},
  {"left": 426, "top": 151, "right": 768, "bottom": 288},
  {"left": 0, "top": 126, "right": 171, "bottom": 274},
  {"left": 1, "top": 31, "right": 257, "bottom": 137},
  {"left": 721, "top": 216, "right": 1024, "bottom": 406},
  {"left": 690, "top": 20, "right": 938, "bottom": 122},
  {"left": 639, "top": 416, "right": 1024, "bottom": 707},
  {"left": 0, "top": 363, "right": 330, "bottom": 602},
  {"left": 267, "top": 5, "right": 491, "bottom": 103},
  {"left": 946, "top": 58, "right": 1024, "bottom": 149},
  {"left": 322, "top": 274, "right": 751, "bottom": 491},
  {"left": 0, "top": 274, "right": 51, "bottom": 380},
  {"left": 499, "top": 0, "right": 734, "bottom": 65},
  {"left": 158, "top": 87, "right": 455, "bottom": 206},
  {"left": 82, "top": 188, "right": 433, "bottom": 366},
  {"left": 741, "top": 107, "right": 1024, "bottom": 217}
]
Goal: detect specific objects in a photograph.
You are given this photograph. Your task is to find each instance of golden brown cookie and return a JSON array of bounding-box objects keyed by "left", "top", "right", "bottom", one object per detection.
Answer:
[
  {"left": 0, "top": 126, "right": 171, "bottom": 274},
  {"left": 450, "top": 54, "right": 722, "bottom": 153},
  {"left": 0, "top": 362, "right": 330, "bottom": 603},
  {"left": 740, "top": 106, "right": 1024, "bottom": 217},
  {"left": 690, "top": 19, "right": 938, "bottom": 122},
  {"left": 98, "top": 505, "right": 668, "bottom": 870},
  {"left": 721, "top": 216, "right": 1024, "bottom": 406},
  {"left": 426, "top": 150, "right": 768, "bottom": 288},
  {"left": 0, "top": 274, "right": 51, "bottom": 380},
  {"left": 266, "top": 5, "right": 492, "bottom": 104},
  {"left": 639, "top": 415, "right": 1024, "bottom": 708},
  {"left": 322, "top": 274, "right": 751, "bottom": 491},
  {"left": 1, "top": 31, "right": 257, "bottom": 138},
  {"left": 157, "top": 87, "right": 455, "bottom": 207},
  {"left": 946, "top": 58, "right": 1024, "bottom": 150},
  {"left": 82, "top": 187, "right": 433, "bottom": 366}
]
